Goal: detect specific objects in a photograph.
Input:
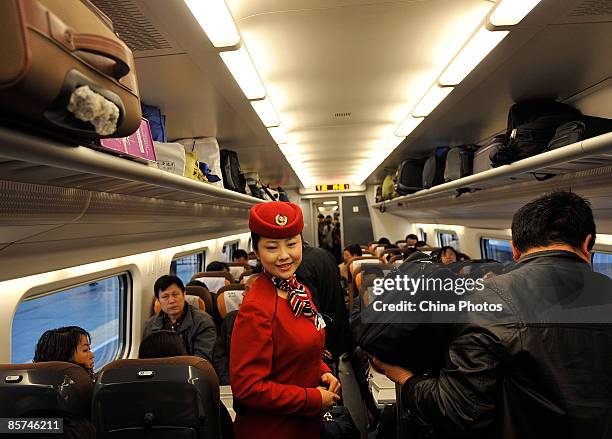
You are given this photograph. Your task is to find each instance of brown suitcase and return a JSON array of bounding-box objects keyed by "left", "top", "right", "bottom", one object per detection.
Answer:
[{"left": 0, "top": 0, "right": 141, "bottom": 140}]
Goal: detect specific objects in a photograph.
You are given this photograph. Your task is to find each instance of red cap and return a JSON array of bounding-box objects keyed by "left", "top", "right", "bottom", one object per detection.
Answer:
[{"left": 249, "top": 202, "right": 304, "bottom": 238}]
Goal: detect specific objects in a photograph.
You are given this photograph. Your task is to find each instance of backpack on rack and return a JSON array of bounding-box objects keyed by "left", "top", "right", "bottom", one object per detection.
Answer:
[
  {"left": 276, "top": 187, "right": 290, "bottom": 202},
  {"left": 422, "top": 146, "right": 450, "bottom": 189},
  {"left": 490, "top": 100, "right": 582, "bottom": 166},
  {"left": 395, "top": 158, "right": 427, "bottom": 195},
  {"left": 444, "top": 145, "right": 479, "bottom": 182},
  {"left": 220, "top": 149, "right": 247, "bottom": 193},
  {"left": 141, "top": 104, "right": 167, "bottom": 142}
]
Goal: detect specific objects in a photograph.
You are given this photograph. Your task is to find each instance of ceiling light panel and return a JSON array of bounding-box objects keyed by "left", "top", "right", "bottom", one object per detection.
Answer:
[
  {"left": 395, "top": 116, "right": 424, "bottom": 137},
  {"left": 184, "top": 0, "right": 240, "bottom": 48},
  {"left": 251, "top": 98, "right": 280, "bottom": 127},
  {"left": 219, "top": 46, "right": 266, "bottom": 100},
  {"left": 489, "top": 0, "right": 542, "bottom": 26},
  {"left": 438, "top": 27, "right": 509, "bottom": 86},
  {"left": 268, "top": 125, "right": 289, "bottom": 144},
  {"left": 411, "top": 85, "right": 454, "bottom": 118}
]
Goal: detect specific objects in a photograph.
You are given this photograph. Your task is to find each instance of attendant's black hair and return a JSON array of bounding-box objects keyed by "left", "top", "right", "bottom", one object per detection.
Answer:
[
  {"left": 206, "top": 261, "right": 229, "bottom": 272},
  {"left": 154, "top": 275, "right": 185, "bottom": 298},
  {"left": 251, "top": 232, "right": 303, "bottom": 253},
  {"left": 378, "top": 237, "right": 391, "bottom": 246},
  {"left": 34, "top": 326, "right": 90, "bottom": 364},
  {"left": 415, "top": 240, "right": 427, "bottom": 248},
  {"left": 343, "top": 243, "right": 362, "bottom": 257},
  {"left": 233, "top": 249, "right": 248, "bottom": 261},
  {"left": 405, "top": 234, "right": 418, "bottom": 242},
  {"left": 138, "top": 330, "right": 188, "bottom": 359},
  {"left": 512, "top": 191, "right": 596, "bottom": 253}
]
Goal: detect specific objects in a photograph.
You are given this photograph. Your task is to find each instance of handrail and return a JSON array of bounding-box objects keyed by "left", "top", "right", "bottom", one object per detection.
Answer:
[
  {"left": 0, "top": 127, "right": 263, "bottom": 206},
  {"left": 374, "top": 132, "right": 612, "bottom": 207}
]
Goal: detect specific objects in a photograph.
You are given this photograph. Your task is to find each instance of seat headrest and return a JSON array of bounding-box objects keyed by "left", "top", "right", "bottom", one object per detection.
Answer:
[{"left": 0, "top": 361, "right": 93, "bottom": 418}]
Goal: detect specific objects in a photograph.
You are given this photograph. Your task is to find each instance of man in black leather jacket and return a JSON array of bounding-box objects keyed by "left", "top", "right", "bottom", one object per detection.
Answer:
[{"left": 372, "top": 191, "right": 612, "bottom": 438}]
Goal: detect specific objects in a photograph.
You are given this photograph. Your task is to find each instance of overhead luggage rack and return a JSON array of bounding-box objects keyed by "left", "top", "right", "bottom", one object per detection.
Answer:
[
  {"left": 0, "top": 127, "right": 263, "bottom": 208},
  {"left": 373, "top": 132, "right": 612, "bottom": 211}
]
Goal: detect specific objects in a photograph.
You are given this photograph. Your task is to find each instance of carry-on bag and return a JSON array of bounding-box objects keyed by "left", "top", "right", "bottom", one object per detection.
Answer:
[
  {"left": 178, "top": 138, "right": 224, "bottom": 187},
  {"left": 141, "top": 103, "right": 167, "bottom": 142},
  {"left": 0, "top": 0, "right": 141, "bottom": 140},
  {"left": 220, "top": 149, "right": 247, "bottom": 193},
  {"left": 473, "top": 135, "right": 504, "bottom": 174},
  {"left": 98, "top": 118, "right": 156, "bottom": 162},
  {"left": 154, "top": 141, "right": 186, "bottom": 176},
  {"left": 381, "top": 173, "right": 398, "bottom": 200},
  {"left": 491, "top": 100, "right": 582, "bottom": 166},
  {"left": 395, "top": 158, "right": 427, "bottom": 195},
  {"left": 422, "top": 146, "right": 450, "bottom": 189},
  {"left": 444, "top": 145, "right": 479, "bottom": 181},
  {"left": 547, "top": 116, "right": 612, "bottom": 150}
]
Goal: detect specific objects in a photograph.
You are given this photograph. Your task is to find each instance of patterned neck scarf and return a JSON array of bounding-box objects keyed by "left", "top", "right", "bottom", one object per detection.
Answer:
[{"left": 265, "top": 272, "right": 315, "bottom": 320}]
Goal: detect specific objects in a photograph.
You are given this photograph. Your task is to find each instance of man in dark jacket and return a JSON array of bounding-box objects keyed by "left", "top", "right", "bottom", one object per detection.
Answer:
[
  {"left": 297, "top": 244, "right": 354, "bottom": 358},
  {"left": 143, "top": 275, "right": 216, "bottom": 362},
  {"left": 372, "top": 191, "right": 612, "bottom": 438}
]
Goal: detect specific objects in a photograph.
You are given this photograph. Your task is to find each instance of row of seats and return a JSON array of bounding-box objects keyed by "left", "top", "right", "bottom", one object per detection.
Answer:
[{"left": 0, "top": 357, "right": 221, "bottom": 438}]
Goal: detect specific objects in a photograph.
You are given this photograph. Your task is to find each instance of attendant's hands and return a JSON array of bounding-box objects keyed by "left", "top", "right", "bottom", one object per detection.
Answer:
[
  {"left": 317, "top": 386, "right": 341, "bottom": 411},
  {"left": 320, "top": 372, "right": 341, "bottom": 395},
  {"left": 370, "top": 357, "right": 414, "bottom": 386}
]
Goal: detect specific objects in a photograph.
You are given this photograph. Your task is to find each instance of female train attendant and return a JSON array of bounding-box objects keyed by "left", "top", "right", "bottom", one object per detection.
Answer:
[{"left": 230, "top": 201, "right": 341, "bottom": 439}]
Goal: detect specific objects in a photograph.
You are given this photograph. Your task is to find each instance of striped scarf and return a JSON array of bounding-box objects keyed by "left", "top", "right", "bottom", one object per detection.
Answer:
[{"left": 266, "top": 272, "right": 315, "bottom": 320}]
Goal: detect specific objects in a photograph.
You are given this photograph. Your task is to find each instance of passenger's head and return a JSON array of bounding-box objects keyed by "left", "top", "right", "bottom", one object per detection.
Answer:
[
  {"left": 405, "top": 234, "right": 418, "bottom": 247},
  {"left": 154, "top": 275, "right": 186, "bottom": 320},
  {"left": 232, "top": 249, "right": 249, "bottom": 264},
  {"left": 138, "top": 330, "right": 188, "bottom": 359},
  {"left": 378, "top": 237, "right": 391, "bottom": 246},
  {"left": 415, "top": 240, "right": 427, "bottom": 250},
  {"left": 318, "top": 213, "right": 324, "bottom": 222},
  {"left": 511, "top": 191, "right": 596, "bottom": 262},
  {"left": 34, "top": 326, "right": 94, "bottom": 373},
  {"left": 206, "top": 261, "right": 229, "bottom": 272},
  {"left": 439, "top": 246, "right": 458, "bottom": 265},
  {"left": 249, "top": 202, "right": 304, "bottom": 279},
  {"left": 343, "top": 244, "right": 362, "bottom": 263}
]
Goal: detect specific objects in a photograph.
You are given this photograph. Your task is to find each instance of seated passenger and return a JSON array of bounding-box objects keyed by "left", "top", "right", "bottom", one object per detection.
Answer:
[
  {"left": 34, "top": 326, "right": 95, "bottom": 380},
  {"left": 415, "top": 240, "right": 428, "bottom": 250},
  {"left": 143, "top": 275, "right": 216, "bottom": 362},
  {"left": 339, "top": 243, "right": 362, "bottom": 282},
  {"left": 438, "top": 246, "right": 458, "bottom": 264},
  {"left": 377, "top": 237, "right": 391, "bottom": 247},
  {"left": 207, "top": 261, "right": 230, "bottom": 273},
  {"left": 138, "top": 330, "right": 188, "bottom": 358},
  {"left": 371, "top": 191, "right": 612, "bottom": 438},
  {"left": 232, "top": 249, "right": 249, "bottom": 265},
  {"left": 405, "top": 234, "right": 418, "bottom": 247}
]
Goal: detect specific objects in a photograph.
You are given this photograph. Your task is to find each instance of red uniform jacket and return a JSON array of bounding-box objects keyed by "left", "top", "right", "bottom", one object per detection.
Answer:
[{"left": 230, "top": 275, "right": 330, "bottom": 439}]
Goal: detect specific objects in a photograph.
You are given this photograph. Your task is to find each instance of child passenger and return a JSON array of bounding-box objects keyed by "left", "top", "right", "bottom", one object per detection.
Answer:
[{"left": 34, "top": 326, "right": 95, "bottom": 380}]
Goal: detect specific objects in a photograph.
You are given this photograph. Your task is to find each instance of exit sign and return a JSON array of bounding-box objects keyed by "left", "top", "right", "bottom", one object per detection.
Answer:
[{"left": 315, "top": 184, "right": 350, "bottom": 191}]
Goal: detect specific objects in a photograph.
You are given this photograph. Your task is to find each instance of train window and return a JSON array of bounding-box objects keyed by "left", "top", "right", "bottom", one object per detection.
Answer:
[
  {"left": 418, "top": 228, "right": 427, "bottom": 243},
  {"left": 437, "top": 231, "right": 459, "bottom": 248},
  {"left": 222, "top": 241, "right": 239, "bottom": 262},
  {"left": 171, "top": 251, "right": 206, "bottom": 285},
  {"left": 592, "top": 252, "right": 612, "bottom": 278},
  {"left": 480, "top": 238, "right": 514, "bottom": 262},
  {"left": 11, "top": 274, "right": 129, "bottom": 370}
]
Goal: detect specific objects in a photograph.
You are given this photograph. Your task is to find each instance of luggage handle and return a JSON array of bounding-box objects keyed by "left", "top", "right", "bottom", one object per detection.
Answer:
[
  {"left": 23, "top": 0, "right": 132, "bottom": 80},
  {"left": 71, "top": 34, "right": 132, "bottom": 80}
]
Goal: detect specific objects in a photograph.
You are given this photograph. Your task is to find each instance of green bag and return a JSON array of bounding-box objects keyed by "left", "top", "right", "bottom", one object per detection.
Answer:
[{"left": 381, "top": 173, "right": 398, "bottom": 200}]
